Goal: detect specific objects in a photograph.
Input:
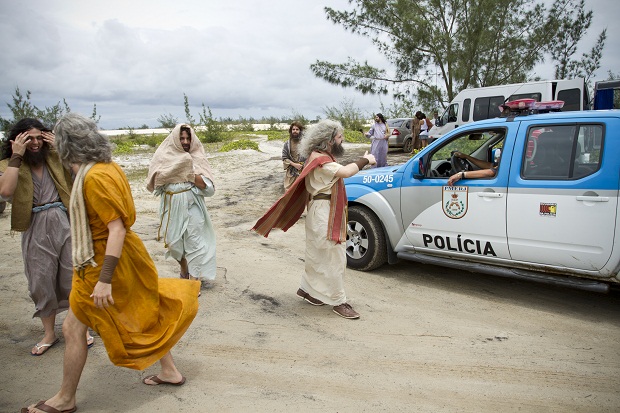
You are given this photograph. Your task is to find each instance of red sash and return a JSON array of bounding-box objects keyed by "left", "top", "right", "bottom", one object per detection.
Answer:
[{"left": 252, "top": 152, "right": 347, "bottom": 243}]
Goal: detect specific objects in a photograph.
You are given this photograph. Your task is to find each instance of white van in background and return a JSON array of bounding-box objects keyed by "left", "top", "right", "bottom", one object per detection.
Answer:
[{"left": 428, "top": 78, "right": 590, "bottom": 142}]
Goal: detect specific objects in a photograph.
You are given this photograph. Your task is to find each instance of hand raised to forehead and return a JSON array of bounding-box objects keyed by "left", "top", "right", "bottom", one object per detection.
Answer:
[
  {"left": 10, "top": 132, "right": 31, "bottom": 156},
  {"left": 41, "top": 130, "right": 55, "bottom": 146}
]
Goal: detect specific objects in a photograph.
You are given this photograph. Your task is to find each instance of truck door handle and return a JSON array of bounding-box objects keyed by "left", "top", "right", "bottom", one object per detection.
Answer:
[
  {"left": 576, "top": 196, "right": 609, "bottom": 202},
  {"left": 477, "top": 193, "right": 503, "bottom": 198}
]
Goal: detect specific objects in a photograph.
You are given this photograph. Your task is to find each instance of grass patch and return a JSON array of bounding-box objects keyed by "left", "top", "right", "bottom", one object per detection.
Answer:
[
  {"left": 219, "top": 139, "right": 259, "bottom": 152},
  {"left": 113, "top": 141, "right": 135, "bottom": 155},
  {"left": 344, "top": 129, "right": 367, "bottom": 143},
  {"left": 263, "top": 130, "right": 288, "bottom": 141},
  {"left": 123, "top": 167, "right": 149, "bottom": 182}
]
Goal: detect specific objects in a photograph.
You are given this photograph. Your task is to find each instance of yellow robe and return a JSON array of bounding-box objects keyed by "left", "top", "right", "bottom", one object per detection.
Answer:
[{"left": 70, "top": 162, "right": 199, "bottom": 370}]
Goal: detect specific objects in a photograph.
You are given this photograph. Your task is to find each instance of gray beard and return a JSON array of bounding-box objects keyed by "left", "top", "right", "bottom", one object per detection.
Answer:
[{"left": 331, "top": 142, "right": 345, "bottom": 157}]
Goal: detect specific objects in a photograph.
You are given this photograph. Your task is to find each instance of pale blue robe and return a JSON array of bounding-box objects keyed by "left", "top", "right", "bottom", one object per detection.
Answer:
[{"left": 155, "top": 176, "right": 216, "bottom": 280}]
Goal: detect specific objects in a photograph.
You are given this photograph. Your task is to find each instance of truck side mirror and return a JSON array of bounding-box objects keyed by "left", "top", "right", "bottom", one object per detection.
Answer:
[{"left": 412, "top": 157, "right": 425, "bottom": 179}]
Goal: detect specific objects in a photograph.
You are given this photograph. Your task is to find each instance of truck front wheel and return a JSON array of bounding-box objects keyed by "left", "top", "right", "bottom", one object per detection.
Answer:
[{"left": 346, "top": 206, "right": 388, "bottom": 271}]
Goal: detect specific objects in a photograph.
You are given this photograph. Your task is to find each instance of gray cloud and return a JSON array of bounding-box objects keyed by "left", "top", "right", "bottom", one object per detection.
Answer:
[{"left": 1, "top": 0, "right": 618, "bottom": 129}]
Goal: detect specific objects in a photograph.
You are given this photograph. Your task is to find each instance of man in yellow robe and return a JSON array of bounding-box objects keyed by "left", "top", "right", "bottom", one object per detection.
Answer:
[{"left": 22, "top": 113, "right": 199, "bottom": 413}]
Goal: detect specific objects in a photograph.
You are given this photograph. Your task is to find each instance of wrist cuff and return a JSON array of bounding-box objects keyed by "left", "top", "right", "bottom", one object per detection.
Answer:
[
  {"left": 99, "top": 255, "right": 119, "bottom": 283},
  {"left": 8, "top": 153, "right": 23, "bottom": 168},
  {"left": 354, "top": 157, "right": 370, "bottom": 170}
]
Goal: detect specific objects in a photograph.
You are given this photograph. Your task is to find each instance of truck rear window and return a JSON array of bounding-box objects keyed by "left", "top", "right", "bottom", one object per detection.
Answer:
[{"left": 522, "top": 124, "right": 603, "bottom": 180}]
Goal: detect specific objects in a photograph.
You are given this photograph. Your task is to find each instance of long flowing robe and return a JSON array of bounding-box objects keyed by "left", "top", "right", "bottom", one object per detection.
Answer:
[
  {"left": 70, "top": 162, "right": 199, "bottom": 370},
  {"left": 367, "top": 121, "right": 389, "bottom": 167},
  {"left": 282, "top": 138, "right": 305, "bottom": 190},
  {"left": 301, "top": 161, "right": 347, "bottom": 305},
  {"left": 146, "top": 124, "right": 217, "bottom": 280},
  {"left": 155, "top": 180, "right": 216, "bottom": 279},
  {"left": 0, "top": 155, "right": 72, "bottom": 318},
  {"left": 253, "top": 151, "right": 348, "bottom": 306}
]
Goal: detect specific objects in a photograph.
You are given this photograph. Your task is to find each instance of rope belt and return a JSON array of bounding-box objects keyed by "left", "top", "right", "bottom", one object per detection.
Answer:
[
  {"left": 32, "top": 201, "right": 67, "bottom": 213},
  {"left": 311, "top": 193, "right": 331, "bottom": 200},
  {"left": 157, "top": 187, "right": 193, "bottom": 244}
]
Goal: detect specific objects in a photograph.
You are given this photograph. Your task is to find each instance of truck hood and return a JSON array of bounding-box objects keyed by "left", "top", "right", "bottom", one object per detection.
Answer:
[{"left": 344, "top": 164, "right": 404, "bottom": 200}]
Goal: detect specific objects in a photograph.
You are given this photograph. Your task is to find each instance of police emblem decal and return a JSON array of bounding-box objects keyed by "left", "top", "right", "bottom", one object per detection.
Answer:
[{"left": 443, "top": 186, "right": 468, "bottom": 219}]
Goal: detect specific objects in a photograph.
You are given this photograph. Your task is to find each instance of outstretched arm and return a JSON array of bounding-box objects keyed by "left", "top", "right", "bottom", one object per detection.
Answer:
[
  {"left": 335, "top": 151, "right": 376, "bottom": 178},
  {"left": 448, "top": 168, "right": 497, "bottom": 185}
]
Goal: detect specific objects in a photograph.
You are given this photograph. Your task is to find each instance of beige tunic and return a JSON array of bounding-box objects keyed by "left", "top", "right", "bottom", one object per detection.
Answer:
[{"left": 301, "top": 162, "right": 347, "bottom": 306}]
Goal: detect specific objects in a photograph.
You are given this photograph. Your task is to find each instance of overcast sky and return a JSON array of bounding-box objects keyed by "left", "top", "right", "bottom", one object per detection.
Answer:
[{"left": 0, "top": 0, "right": 618, "bottom": 129}]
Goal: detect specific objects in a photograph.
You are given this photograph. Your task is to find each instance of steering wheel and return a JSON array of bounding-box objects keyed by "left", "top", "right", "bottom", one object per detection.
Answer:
[{"left": 450, "top": 152, "right": 472, "bottom": 173}]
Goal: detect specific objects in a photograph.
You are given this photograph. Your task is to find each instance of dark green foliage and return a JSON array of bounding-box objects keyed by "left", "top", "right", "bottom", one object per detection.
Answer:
[
  {"left": 0, "top": 87, "right": 100, "bottom": 133},
  {"left": 311, "top": 0, "right": 604, "bottom": 112}
]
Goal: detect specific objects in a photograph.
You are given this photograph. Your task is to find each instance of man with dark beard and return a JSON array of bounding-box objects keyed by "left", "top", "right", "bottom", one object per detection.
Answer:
[
  {"left": 282, "top": 121, "right": 305, "bottom": 190},
  {"left": 0, "top": 118, "right": 93, "bottom": 356},
  {"left": 253, "top": 119, "right": 375, "bottom": 319}
]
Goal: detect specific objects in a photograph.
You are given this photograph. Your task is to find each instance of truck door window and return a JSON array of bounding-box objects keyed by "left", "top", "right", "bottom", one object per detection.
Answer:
[
  {"left": 522, "top": 124, "right": 603, "bottom": 180},
  {"left": 443, "top": 103, "right": 458, "bottom": 124},
  {"left": 557, "top": 88, "right": 581, "bottom": 111},
  {"left": 509, "top": 92, "right": 542, "bottom": 102},
  {"left": 462, "top": 99, "right": 471, "bottom": 122},
  {"left": 473, "top": 95, "right": 504, "bottom": 121},
  {"left": 427, "top": 129, "right": 504, "bottom": 178}
]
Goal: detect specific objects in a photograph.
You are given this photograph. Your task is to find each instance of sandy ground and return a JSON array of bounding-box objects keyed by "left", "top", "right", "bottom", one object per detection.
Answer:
[{"left": 1, "top": 138, "right": 620, "bottom": 413}]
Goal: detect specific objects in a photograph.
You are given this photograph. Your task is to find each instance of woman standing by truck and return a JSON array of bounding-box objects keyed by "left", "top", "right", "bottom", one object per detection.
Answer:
[{"left": 365, "top": 113, "right": 390, "bottom": 167}]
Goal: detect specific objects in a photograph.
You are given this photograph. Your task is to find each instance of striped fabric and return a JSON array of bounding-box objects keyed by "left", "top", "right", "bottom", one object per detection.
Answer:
[
  {"left": 70, "top": 162, "right": 97, "bottom": 272},
  {"left": 252, "top": 152, "right": 347, "bottom": 243}
]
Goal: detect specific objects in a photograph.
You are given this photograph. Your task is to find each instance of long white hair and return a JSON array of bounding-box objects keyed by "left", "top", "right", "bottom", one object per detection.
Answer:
[{"left": 299, "top": 119, "right": 344, "bottom": 159}]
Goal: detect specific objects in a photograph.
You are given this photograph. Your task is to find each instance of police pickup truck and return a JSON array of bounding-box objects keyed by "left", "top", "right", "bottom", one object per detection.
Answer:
[{"left": 344, "top": 108, "right": 620, "bottom": 292}]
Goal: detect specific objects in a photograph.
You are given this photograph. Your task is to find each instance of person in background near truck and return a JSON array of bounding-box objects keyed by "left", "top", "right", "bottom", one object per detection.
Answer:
[
  {"left": 0, "top": 118, "right": 93, "bottom": 356},
  {"left": 365, "top": 113, "right": 389, "bottom": 167},
  {"left": 282, "top": 121, "right": 305, "bottom": 190},
  {"left": 432, "top": 110, "right": 440, "bottom": 126},
  {"left": 415, "top": 111, "right": 432, "bottom": 148},
  {"left": 253, "top": 119, "right": 376, "bottom": 319}
]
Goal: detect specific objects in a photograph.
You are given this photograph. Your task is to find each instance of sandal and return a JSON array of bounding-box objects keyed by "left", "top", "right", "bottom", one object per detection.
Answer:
[{"left": 31, "top": 338, "right": 60, "bottom": 356}]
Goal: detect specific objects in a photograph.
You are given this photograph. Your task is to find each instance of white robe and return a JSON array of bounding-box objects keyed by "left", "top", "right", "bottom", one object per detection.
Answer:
[
  {"left": 155, "top": 176, "right": 216, "bottom": 280},
  {"left": 300, "top": 162, "right": 347, "bottom": 306}
]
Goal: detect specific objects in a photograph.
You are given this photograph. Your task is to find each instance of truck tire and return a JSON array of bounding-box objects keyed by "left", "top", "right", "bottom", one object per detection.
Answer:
[
  {"left": 403, "top": 137, "right": 413, "bottom": 153},
  {"left": 346, "top": 205, "right": 388, "bottom": 271}
]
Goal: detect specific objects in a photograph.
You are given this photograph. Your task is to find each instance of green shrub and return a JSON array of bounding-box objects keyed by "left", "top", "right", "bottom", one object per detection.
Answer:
[
  {"left": 219, "top": 139, "right": 259, "bottom": 152},
  {"left": 113, "top": 141, "right": 135, "bottom": 154},
  {"left": 134, "top": 133, "right": 166, "bottom": 147},
  {"left": 344, "top": 128, "right": 367, "bottom": 143},
  {"left": 264, "top": 130, "right": 288, "bottom": 141}
]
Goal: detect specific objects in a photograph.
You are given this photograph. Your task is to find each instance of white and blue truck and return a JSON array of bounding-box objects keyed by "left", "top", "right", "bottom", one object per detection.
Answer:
[{"left": 344, "top": 108, "right": 620, "bottom": 292}]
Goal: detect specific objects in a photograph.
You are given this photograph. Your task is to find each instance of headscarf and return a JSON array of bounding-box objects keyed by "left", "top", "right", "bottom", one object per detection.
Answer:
[{"left": 146, "top": 124, "right": 215, "bottom": 192}]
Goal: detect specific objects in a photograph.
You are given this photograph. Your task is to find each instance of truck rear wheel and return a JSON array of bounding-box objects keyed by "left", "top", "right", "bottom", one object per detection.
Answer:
[{"left": 346, "top": 206, "right": 388, "bottom": 271}]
